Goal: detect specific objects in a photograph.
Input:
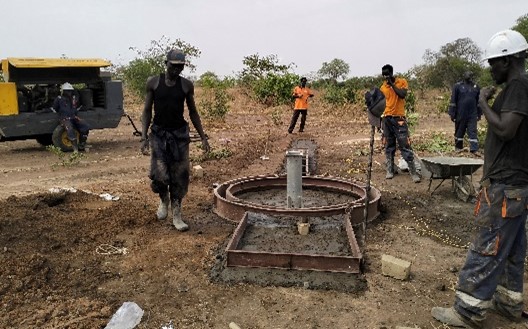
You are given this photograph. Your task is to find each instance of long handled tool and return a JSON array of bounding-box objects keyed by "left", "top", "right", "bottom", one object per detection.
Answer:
[
  {"left": 362, "top": 87, "right": 384, "bottom": 245},
  {"left": 363, "top": 125, "right": 375, "bottom": 244},
  {"left": 123, "top": 113, "right": 142, "bottom": 137}
]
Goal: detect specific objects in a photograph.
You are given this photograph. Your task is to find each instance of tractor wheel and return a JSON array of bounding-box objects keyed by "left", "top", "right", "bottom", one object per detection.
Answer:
[
  {"left": 36, "top": 134, "right": 53, "bottom": 146},
  {"left": 52, "top": 125, "right": 79, "bottom": 152}
]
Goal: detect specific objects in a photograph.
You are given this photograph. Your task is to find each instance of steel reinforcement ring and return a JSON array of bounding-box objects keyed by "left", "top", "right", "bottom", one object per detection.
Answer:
[{"left": 213, "top": 175, "right": 381, "bottom": 225}]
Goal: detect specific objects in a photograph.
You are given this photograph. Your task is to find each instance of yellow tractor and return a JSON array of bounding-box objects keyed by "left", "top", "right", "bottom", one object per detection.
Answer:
[{"left": 0, "top": 57, "right": 123, "bottom": 151}]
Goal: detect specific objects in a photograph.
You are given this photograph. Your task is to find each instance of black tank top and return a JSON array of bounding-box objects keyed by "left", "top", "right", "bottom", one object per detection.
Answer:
[{"left": 153, "top": 74, "right": 186, "bottom": 129}]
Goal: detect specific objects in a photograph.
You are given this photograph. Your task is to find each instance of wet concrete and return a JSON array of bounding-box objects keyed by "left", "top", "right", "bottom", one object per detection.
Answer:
[
  {"left": 210, "top": 213, "right": 366, "bottom": 292},
  {"left": 236, "top": 188, "right": 358, "bottom": 208}
]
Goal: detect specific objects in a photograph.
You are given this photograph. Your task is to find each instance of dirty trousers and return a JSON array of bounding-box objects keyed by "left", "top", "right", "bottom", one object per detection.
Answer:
[
  {"left": 454, "top": 183, "right": 528, "bottom": 323},
  {"left": 148, "top": 124, "right": 190, "bottom": 201},
  {"left": 382, "top": 116, "right": 414, "bottom": 162}
]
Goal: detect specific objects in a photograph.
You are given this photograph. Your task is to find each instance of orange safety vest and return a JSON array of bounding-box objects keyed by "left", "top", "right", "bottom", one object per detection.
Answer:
[
  {"left": 380, "top": 77, "right": 408, "bottom": 117},
  {"left": 293, "top": 86, "right": 312, "bottom": 110}
]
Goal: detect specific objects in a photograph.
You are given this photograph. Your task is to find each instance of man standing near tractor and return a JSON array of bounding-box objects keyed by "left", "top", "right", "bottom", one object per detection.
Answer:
[
  {"left": 432, "top": 29, "right": 528, "bottom": 328},
  {"left": 380, "top": 64, "right": 420, "bottom": 183},
  {"left": 52, "top": 82, "right": 90, "bottom": 152},
  {"left": 448, "top": 71, "right": 482, "bottom": 155},
  {"left": 140, "top": 49, "right": 210, "bottom": 232},
  {"left": 288, "top": 77, "right": 314, "bottom": 134}
]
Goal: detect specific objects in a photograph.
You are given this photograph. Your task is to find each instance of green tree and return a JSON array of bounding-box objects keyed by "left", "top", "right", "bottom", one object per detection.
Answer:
[
  {"left": 121, "top": 36, "right": 201, "bottom": 97},
  {"left": 318, "top": 58, "right": 350, "bottom": 82},
  {"left": 239, "top": 54, "right": 292, "bottom": 82},
  {"left": 238, "top": 53, "right": 297, "bottom": 106},
  {"left": 512, "top": 13, "right": 528, "bottom": 70},
  {"left": 197, "top": 71, "right": 232, "bottom": 120},
  {"left": 512, "top": 13, "right": 528, "bottom": 39},
  {"left": 418, "top": 38, "right": 484, "bottom": 89}
]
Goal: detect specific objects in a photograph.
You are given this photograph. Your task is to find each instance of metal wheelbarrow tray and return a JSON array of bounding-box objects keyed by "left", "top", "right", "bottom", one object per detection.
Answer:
[{"left": 420, "top": 156, "right": 484, "bottom": 201}]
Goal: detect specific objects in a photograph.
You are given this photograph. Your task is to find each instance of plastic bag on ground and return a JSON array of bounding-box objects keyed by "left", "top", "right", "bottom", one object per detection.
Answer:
[{"left": 104, "top": 302, "right": 144, "bottom": 329}]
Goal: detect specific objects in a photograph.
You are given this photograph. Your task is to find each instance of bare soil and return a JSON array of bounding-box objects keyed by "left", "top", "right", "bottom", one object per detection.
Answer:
[{"left": 1, "top": 91, "right": 526, "bottom": 329}]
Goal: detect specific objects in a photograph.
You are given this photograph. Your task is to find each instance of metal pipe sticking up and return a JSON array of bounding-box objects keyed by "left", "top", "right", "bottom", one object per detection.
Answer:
[{"left": 286, "top": 150, "right": 303, "bottom": 209}]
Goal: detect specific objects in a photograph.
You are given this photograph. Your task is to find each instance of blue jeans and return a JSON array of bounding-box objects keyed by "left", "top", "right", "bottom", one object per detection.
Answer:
[{"left": 454, "top": 183, "right": 528, "bottom": 323}]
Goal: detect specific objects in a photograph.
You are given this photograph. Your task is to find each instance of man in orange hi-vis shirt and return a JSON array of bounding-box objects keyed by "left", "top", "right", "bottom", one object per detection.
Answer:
[
  {"left": 288, "top": 77, "right": 314, "bottom": 134},
  {"left": 380, "top": 64, "right": 420, "bottom": 183}
]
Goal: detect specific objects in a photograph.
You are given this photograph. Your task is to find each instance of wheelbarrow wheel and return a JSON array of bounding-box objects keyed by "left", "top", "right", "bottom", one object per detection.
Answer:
[{"left": 454, "top": 176, "right": 475, "bottom": 202}]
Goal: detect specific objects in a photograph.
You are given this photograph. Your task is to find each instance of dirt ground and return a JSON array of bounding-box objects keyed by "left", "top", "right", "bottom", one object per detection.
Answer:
[{"left": 1, "top": 90, "right": 527, "bottom": 329}]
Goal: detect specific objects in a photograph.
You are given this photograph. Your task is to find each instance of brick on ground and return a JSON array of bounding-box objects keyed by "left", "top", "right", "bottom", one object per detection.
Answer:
[{"left": 381, "top": 254, "right": 411, "bottom": 280}]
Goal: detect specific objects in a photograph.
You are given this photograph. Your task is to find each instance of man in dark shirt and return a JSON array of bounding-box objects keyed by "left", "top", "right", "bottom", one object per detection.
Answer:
[
  {"left": 140, "top": 49, "right": 210, "bottom": 232},
  {"left": 448, "top": 71, "right": 482, "bottom": 154},
  {"left": 432, "top": 29, "right": 528, "bottom": 328},
  {"left": 52, "top": 82, "right": 90, "bottom": 152}
]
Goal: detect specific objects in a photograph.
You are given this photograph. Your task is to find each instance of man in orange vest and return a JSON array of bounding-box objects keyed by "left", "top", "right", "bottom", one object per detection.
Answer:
[
  {"left": 380, "top": 64, "right": 420, "bottom": 183},
  {"left": 288, "top": 77, "right": 314, "bottom": 134}
]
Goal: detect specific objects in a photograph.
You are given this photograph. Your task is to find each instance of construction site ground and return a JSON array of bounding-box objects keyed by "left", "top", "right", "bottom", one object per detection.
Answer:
[{"left": 1, "top": 89, "right": 526, "bottom": 329}]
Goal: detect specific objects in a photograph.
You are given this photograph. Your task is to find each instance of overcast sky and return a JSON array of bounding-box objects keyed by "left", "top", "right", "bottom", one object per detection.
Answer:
[{"left": 2, "top": 1, "right": 527, "bottom": 78}]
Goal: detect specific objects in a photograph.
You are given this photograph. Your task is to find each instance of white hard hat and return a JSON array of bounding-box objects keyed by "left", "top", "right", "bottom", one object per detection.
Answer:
[
  {"left": 61, "top": 82, "right": 74, "bottom": 91},
  {"left": 483, "top": 29, "right": 528, "bottom": 61}
]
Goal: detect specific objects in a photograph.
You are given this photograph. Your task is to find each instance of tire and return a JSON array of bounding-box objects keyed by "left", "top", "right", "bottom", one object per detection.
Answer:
[
  {"left": 51, "top": 125, "right": 79, "bottom": 152},
  {"left": 35, "top": 134, "right": 53, "bottom": 146}
]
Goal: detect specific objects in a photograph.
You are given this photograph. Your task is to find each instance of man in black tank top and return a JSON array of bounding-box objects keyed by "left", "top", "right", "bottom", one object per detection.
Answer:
[{"left": 140, "top": 49, "right": 210, "bottom": 231}]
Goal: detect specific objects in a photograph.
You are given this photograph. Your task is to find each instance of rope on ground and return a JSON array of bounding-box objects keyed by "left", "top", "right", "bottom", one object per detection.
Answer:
[{"left": 96, "top": 244, "right": 128, "bottom": 255}]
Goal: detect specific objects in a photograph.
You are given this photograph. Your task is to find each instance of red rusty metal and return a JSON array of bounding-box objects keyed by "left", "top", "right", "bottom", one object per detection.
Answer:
[
  {"left": 213, "top": 175, "right": 381, "bottom": 226},
  {"left": 225, "top": 212, "right": 362, "bottom": 273}
]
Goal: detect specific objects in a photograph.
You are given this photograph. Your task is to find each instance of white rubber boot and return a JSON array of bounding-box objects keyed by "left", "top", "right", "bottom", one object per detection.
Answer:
[
  {"left": 172, "top": 200, "right": 189, "bottom": 232},
  {"left": 156, "top": 194, "right": 170, "bottom": 220}
]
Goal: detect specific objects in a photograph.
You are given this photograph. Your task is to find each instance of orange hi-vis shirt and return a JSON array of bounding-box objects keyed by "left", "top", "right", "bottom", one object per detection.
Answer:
[
  {"left": 293, "top": 86, "right": 313, "bottom": 110},
  {"left": 380, "top": 77, "right": 408, "bottom": 117}
]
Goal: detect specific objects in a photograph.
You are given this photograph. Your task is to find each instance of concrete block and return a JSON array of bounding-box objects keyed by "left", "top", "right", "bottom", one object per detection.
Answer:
[
  {"left": 381, "top": 254, "right": 411, "bottom": 280},
  {"left": 193, "top": 165, "right": 204, "bottom": 178}
]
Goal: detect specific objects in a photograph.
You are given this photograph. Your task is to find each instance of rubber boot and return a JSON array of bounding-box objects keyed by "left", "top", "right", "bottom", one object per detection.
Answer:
[
  {"left": 172, "top": 199, "right": 189, "bottom": 232},
  {"left": 385, "top": 158, "right": 395, "bottom": 179},
  {"left": 79, "top": 135, "right": 87, "bottom": 151},
  {"left": 156, "top": 193, "right": 170, "bottom": 220},
  {"left": 408, "top": 160, "right": 421, "bottom": 183},
  {"left": 71, "top": 140, "right": 79, "bottom": 153},
  {"left": 431, "top": 307, "right": 475, "bottom": 328}
]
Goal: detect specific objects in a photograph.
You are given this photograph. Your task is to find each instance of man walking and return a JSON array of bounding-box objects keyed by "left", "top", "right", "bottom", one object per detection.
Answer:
[
  {"left": 448, "top": 71, "right": 482, "bottom": 155},
  {"left": 380, "top": 64, "right": 420, "bottom": 183},
  {"left": 141, "top": 49, "right": 210, "bottom": 232},
  {"left": 432, "top": 29, "right": 528, "bottom": 328},
  {"left": 288, "top": 77, "right": 314, "bottom": 134}
]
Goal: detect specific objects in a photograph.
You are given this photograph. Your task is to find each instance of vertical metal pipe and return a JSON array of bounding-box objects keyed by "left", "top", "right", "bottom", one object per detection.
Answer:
[{"left": 286, "top": 150, "right": 303, "bottom": 208}]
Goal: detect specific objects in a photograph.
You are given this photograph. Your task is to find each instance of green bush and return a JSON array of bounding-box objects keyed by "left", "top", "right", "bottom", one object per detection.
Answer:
[
  {"left": 321, "top": 84, "right": 349, "bottom": 106},
  {"left": 46, "top": 145, "right": 86, "bottom": 168},
  {"left": 252, "top": 73, "right": 299, "bottom": 106},
  {"left": 197, "top": 72, "right": 232, "bottom": 120},
  {"left": 414, "top": 132, "right": 451, "bottom": 153},
  {"left": 120, "top": 36, "right": 201, "bottom": 98}
]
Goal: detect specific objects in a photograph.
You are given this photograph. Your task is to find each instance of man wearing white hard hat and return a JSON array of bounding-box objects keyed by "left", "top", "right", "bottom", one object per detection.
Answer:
[
  {"left": 52, "top": 82, "right": 90, "bottom": 152},
  {"left": 432, "top": 29, "right": 528, "bottom": 328}
]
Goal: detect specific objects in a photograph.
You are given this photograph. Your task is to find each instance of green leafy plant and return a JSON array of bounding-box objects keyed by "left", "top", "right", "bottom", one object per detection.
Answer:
[
  {"left": 191, "top": 146, "right": 232, "bottom": 163},
  {"left": 120, "top": 36, "right": 201, "bottom": 98},
  {"left": 252, "top": 73, "right": 299, "bottom": 106},
  {"left": 197, "top": 72, "right": 232, "bottom": 120},
  {"left": 414, "top": 132, "right": 451, "bottom": 153},
  {"left": 436, "top": 92, "right": 451, "bottom": 115},
  {"left": 321, "top": 83, "right": 349, "bottom": 106},
  {"left": 46, "top": 145, "right": 86, "bottom": 168}
]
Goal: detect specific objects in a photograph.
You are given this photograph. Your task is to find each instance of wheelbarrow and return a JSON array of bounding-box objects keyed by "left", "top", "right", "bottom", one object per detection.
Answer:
[{"left": 420, "top": 156, "right": 484, "bottom": 202}]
